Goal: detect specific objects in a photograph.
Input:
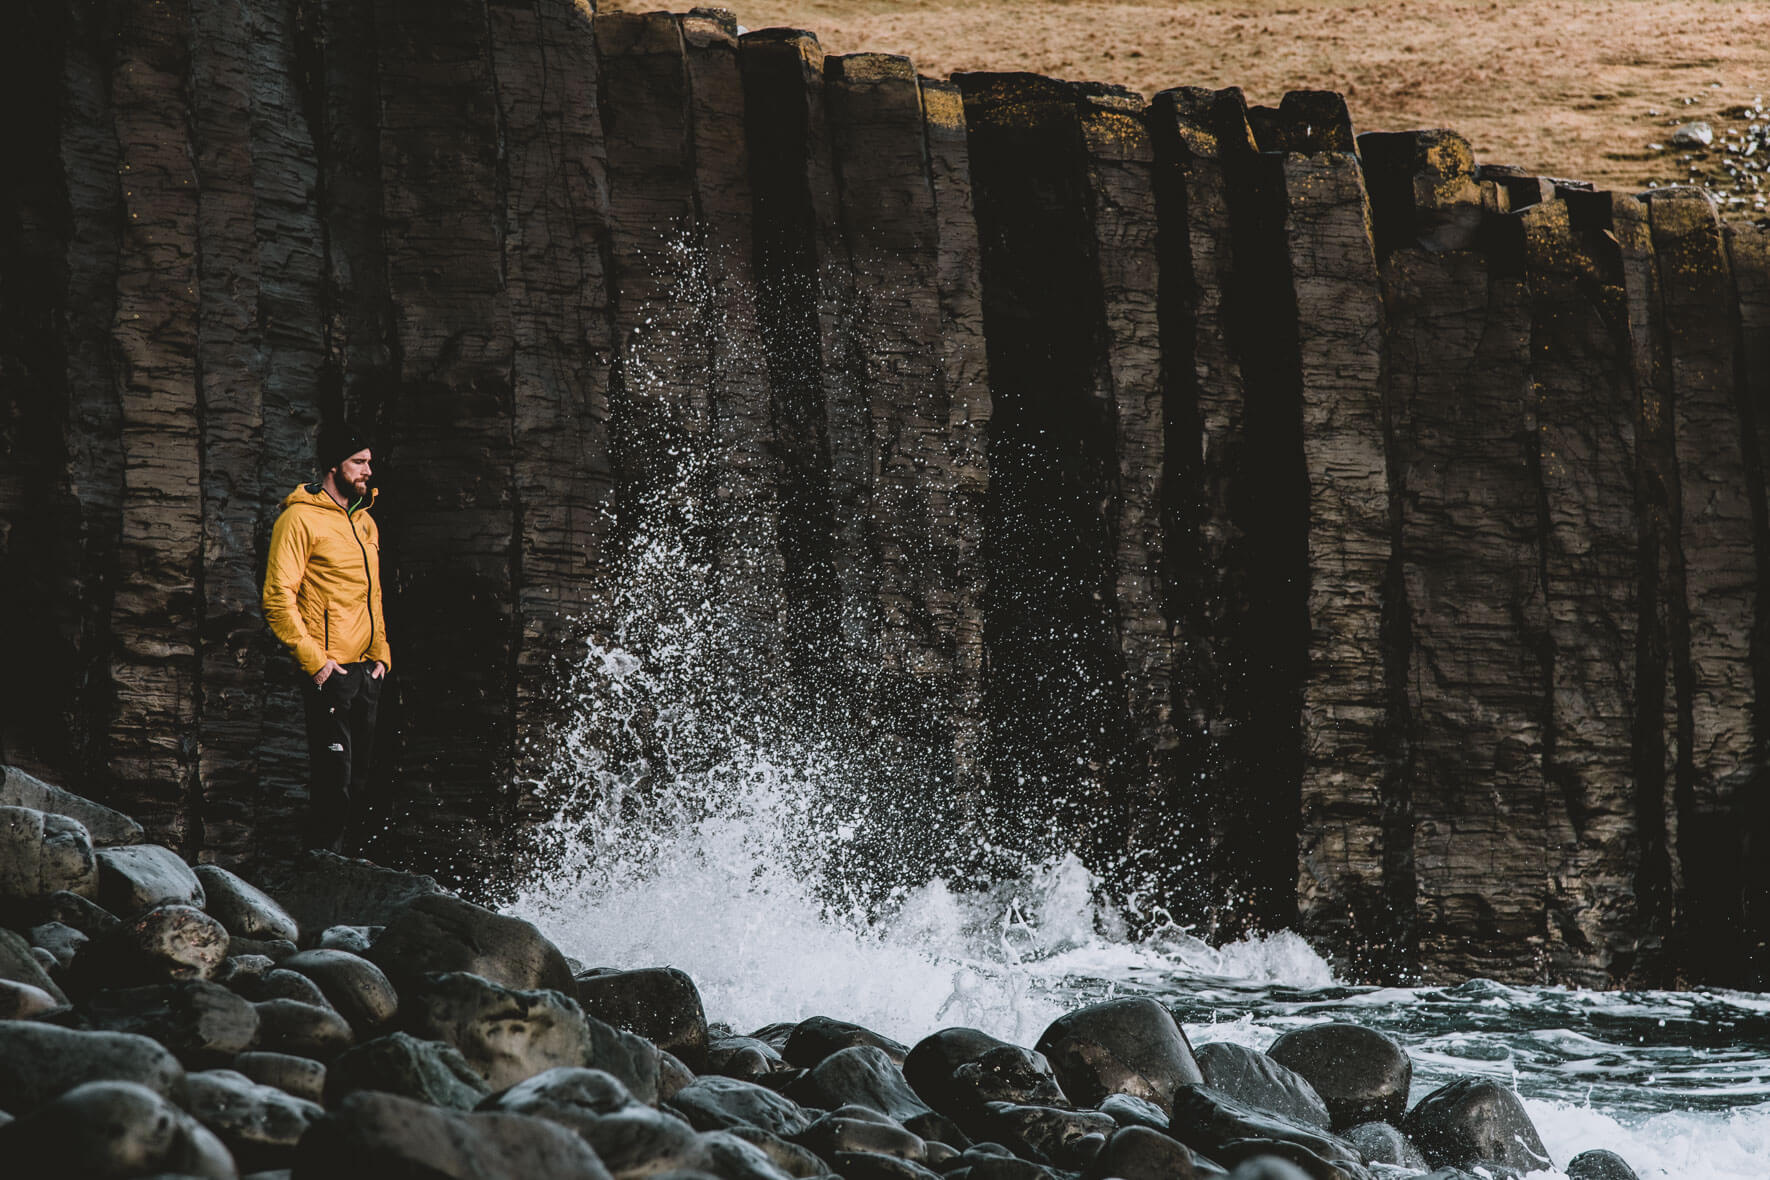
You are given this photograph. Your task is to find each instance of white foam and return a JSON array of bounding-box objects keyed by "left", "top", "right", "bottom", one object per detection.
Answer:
[{"left": 1526, "top": 1097, "right": 1770, "bottom": 1179}]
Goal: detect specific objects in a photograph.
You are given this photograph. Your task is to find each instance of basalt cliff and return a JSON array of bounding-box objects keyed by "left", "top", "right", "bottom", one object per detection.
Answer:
[{"left": 3, "top": 0, "right": 1768, "bottom": 989}]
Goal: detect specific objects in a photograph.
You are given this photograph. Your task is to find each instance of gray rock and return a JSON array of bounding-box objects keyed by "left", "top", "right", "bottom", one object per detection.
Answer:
[
  {"left": 272, "top": 850, "right": 445, "bottom": 938},
  {"left": 904, "top": 1027, "right": 1014, "bottom": 1115},
  {"left": 1196, "top": 1042, "right": 1332, "bottom": 1130},
  {"left": 29, "top": 920, "right": 89, "bottom": 971},
  {"left": 216, "top": 954, "right": 277, "bottom": 990},
  {"left": 796, "top": 1106, "right": 927, "bottom": 1161},
  {"left": 292, "top": 1089, "right": 610, "bottom": 1179},
  {"left": 1670, "top": 121, "right": 1714, "bottom": 148},
  {"left": 251, "top": 998, "right": 353, "bottom": 1062},
  {"left": 828, "top": 1152, "right": 943, "bottom": 1180},
  {"left": 195, "top": 866, "right": 300, "bottom": 944},
  {"left": 1567, "top": 1148, "right": 1640, "bottom": 1180},
  {"left": 1341, "top": 1122, "right": 1426, "bottom": 1170},
  {"left": 1266, "top": 1025, "right": 1412, "bottom": 1130},
  {"left": 0, "top": 765, "right": 143, "bottom": 846},
  {"left": 278, "top": 949, "right": 397, "bottom": 1036},
  {"left": 0, "top": 805, "right": 98, "bottom": 903},
  {"left": 1166, "top": 1085, "right": 1363, "bottom": 1173},
  {"left": 709, "top": 1036, "right": 794, "bottom": 1083},
  {"left": 1226, "top": 1157, "right": 1313, "bottom": 1180},
  {"left": 316, "top": 925, "right": 378, "bottom": 954},
  {"left": 229, "top": 938, "right": 297, "bottom": 963},
  {"left": 0, "top": 1079, "right": 235, "bottom": 1178},
  {"left": 246, "top": 968, "right": 332, "bottom": 1008},
  {"left": 573, "top": 1105, "right": 707, "bottom": 1179},
  {"left": 405, "top": 971, "right": 597, "bottom": 1091},
  {"left": 134, "top": 904, "right": 232, "bottom": 980},
  {"left": 968, "top": 1102, "right": 1115, "bottom": 1168},
  {"left": 1035, "top": 998, "right": 1203, "bottom": 1112},
  {"left": 949, "top": 1046, "right": 1069, "bottom": 1113},
  {"left": 725, "top": 1126, "right": 830, "bottom": 1178},
  {"left": 1081, "top": 1124, "right": 1216, "bottom": 1180},
  {"left": 326, "top": 1031, "right": 491, "bottom": 1109},
  {"left": 97, "top": 845, "right": 205, "bottom": 917},
  {"left": 784, "top": 1015, "right": 909, "bottom": 1068},
  {"left": 233, "top": 1052, "right": 327, "bottom": 1105},
  {"left": 660, "top": 1049, "right": 696, "bottom": 1103},
  {"left": 0, "top": 927, "right": 69, "bottom": 1005},
  {"left": 577, "top": 967, "right": 710, "bottom": 1070},
  {"left": 26, "top": 889, "right": 122, "bottom": 936},
  {"left": 1399, "top": 1076, "right": 1551, "bottom": 1175},
  {"left": 85, "top": 981, "right": 261, "bottom": 1067},
  {"left": 0, "top": 978, "right": 61, "bottom": 1020},
  {"left": 366, "top": 893, "right": 574, "bottom": 992},
  {"left": 786, "top": 1045, "right": 962, "bottom": 1147},
  {"left": 697, "top": 1128, "right": 803, "bottom": 1180},
  {"left": 0, "top": 1021, "right": 186, "bottom": 1112},
  {"left": 187, "top": 1069, "right": 324, "bottom": 1171},
  {"left": 1097, "top": 1093, "right": 1168, "bottom": 1130},
  {"left": 668, "top": 1075, "right": 814, "bottom": 1136},
  {"left": 481, "top": 1066, "right": 640, "bottom": 1122}
]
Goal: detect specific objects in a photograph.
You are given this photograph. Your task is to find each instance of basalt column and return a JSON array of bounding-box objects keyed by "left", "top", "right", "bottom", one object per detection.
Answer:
[
  {"left": 958, "top": 73, "right": 1178, "bottom": 883},
  {"left": 106, "top": 0, "right": 205, "bottom": 845},
  {"left": 1726, "top": 222, "right": 1770, "bottom": 981},
  {"left": 1147, "top": 86, "right": 1291, "bottom": 934},
  {"left": 1253, "top": 95, "right": 1395, "bottom": 973},
  {"left": 369, "top": 0, "right": 518, "bottom": 880},
  {"left": 1650, "top": 189, "right": 1761, "bottom": 981},
  {"left": 1524, "top": 191, "right": 1662, "bottom": 984},
  {"left": 921, "top": 77, "right": 992, "bottom": 801},
  {"left": 825, "top": 54, "right": 992, "bottom": 847},
  {"left": 741, "top": 30, "right": 844, "bottom": 691},
  {"left": 1362, "top": 131, "right": 1545, "bottom": 980},
  {"left": 489, "top": 0, "right": 616, "bottom": 834}
]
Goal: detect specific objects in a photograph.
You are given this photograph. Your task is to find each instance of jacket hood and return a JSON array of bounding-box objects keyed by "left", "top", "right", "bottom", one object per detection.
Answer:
[{"left": 282, "top": 483, "right": 379, "bottom": 512}]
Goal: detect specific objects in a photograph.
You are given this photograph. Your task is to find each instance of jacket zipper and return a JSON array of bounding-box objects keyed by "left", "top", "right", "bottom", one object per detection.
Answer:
[
  {"left": 347, "top": 501, "right": 375, "bottom": 654},
  {"left": 324, "top": 608, "right": 329, "bottom": 650}
]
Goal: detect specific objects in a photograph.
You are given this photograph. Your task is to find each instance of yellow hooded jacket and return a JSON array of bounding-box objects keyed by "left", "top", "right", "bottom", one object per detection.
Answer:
[{"left": 262, "top": 483, "right": 392, "bottom": 676}]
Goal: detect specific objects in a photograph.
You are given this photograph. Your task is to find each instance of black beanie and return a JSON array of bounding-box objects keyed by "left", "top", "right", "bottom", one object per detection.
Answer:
[{"left": 317, "top": 423, "right": 372, "bottom": 473}]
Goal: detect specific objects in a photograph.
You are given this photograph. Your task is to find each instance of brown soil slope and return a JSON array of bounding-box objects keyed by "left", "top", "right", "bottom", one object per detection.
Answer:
[{"left": 607, "top": 0, "right": 1770, "bottom": 211}]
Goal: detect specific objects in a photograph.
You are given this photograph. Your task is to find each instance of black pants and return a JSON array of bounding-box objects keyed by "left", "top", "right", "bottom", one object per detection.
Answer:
[{"left": 301, "top": 661, "right": 384, "bottom": 852}]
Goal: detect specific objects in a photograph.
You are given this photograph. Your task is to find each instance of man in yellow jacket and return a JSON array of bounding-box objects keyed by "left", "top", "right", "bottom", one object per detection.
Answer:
[{"left": 262, "top": 424, "right": 392, "bottom": 852}]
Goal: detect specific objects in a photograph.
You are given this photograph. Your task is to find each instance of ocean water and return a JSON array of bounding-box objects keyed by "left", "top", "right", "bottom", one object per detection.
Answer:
[
  {"left": 505, "top": 530, "right": 1770, "bottom": 1180},
  {"left": 509, "top": 283, "right": 1770, "bottom": 1178}
]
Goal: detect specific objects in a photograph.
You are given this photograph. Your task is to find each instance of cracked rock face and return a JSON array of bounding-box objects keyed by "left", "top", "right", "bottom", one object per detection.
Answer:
[{"left": 5, "top": 2, "right": 1770, "bottom": 991}]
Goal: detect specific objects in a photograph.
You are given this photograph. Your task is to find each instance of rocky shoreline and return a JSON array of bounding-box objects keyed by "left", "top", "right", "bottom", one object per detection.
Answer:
[{"left": 0, "top": 764, "right": 1638, "bottom": 1179}]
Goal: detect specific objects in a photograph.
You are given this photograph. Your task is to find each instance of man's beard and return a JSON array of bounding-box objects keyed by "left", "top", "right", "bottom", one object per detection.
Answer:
[{"left": 336, "top": 469, "right": 370, "bottom": 496}]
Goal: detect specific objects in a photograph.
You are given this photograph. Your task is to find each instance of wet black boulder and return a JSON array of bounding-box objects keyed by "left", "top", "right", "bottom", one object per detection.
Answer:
[
  {"left": 83, "top": 980, "right": 260, "bottom": 1067},
  {"left": 1265, "top": 1024, "right": 1411, "bottom": 1130},
  {"left": 1400, "top": 1076, "right": 1551, "bottom": 1175},
  {"left": 1165, "top": 1085, "right": 1363, "bottom": 1173},
  {"left": 577, "top": 966, "right": 710, "bottom": 1071},
  {"left": 325, "top": 1030, "right": 491, "bottom": 1109},
  {"left": 1080, "top": 1123, "right": 1220, "bottom": 1180},
  {"left": 1195, "top": 1042, "right": 1331, "bottom": 1130},
  {"left": 293, "top": 1088, "right": 611, "bottom": 1180},
  {"left": 0, "top": 1079, "right": 234, "bottom": 1178},
  {"left": 795, "top": 1104, "right": 928, "bottom": 1163},
  {"left": 279, "top": 948, "right": 398, "bottom": 1037},
  {"left": 1567, "top": 1148, "right": 1640, "bottom": 1180},
  {"left": 1035, "top": 997, "right": 1203, "bottom": 1111},
  {"left": 784, "top": 1014, "right": 910, "bottom": 1068},
  {"left": 365, "top": 892, "right": 574, "bottom": 993},
  {"left": 969, "top": 1100, "right": 1115, "bottom": 1167},
  {"left": 785, "top": 1044, "right": 965, "bottom": 1147},
  {"left": 904, "top": 1027, "right": 1013, "bottom": 1114},
  {"left": 710, "top": 1035, "right": 795, "bottom": 1083},
  {"left": 1341, "top": 1121, "right": 1427, "bottom": 1170},
  {"left": 667, "top": 1075, "right": 816, "bottom": 1136}
]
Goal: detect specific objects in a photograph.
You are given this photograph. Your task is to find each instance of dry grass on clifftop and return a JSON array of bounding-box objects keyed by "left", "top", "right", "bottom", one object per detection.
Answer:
[{"left": 604, "top": 0, "right": 1770, "bottom": 210}]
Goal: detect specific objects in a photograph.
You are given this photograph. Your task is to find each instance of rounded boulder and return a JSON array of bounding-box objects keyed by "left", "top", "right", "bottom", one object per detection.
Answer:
[
  {"left": 280, "top": 949, "right": 398, "bottom": 1036},
  {"left": 1399, "top": 1075, "right": 1551, "bottom": 1174},
  {"left": 1265, "top": 1023, "right": 1411, "bottom": 1130},
  {"left": 194, "top": 864, "right": 299, "bottom": 944},
  {"left": 95, "top": 845, "right": 205, "bottom": 917},
  {"left": 1034, "top": 998, "right": 1203, "bottom": 1112},
  {"left": 0, "top": 806, "right": 97, "bottom": 904}
]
